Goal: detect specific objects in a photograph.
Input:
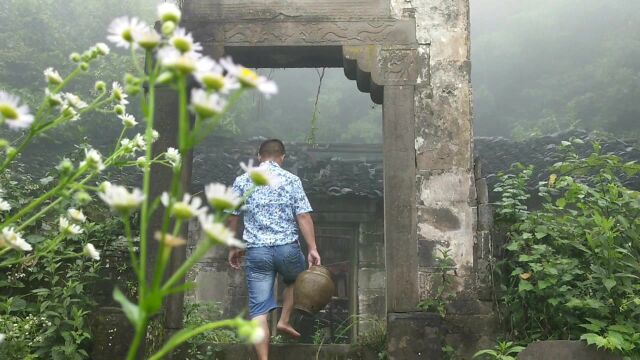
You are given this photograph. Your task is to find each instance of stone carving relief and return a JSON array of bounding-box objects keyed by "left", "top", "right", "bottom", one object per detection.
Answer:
[{"left": 222, "top": 20, "right": 415, "bottom": 46}]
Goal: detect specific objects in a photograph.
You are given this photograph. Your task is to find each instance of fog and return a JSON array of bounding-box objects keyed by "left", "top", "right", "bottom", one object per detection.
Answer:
[{"left": 1, "top": 0, "right": 638, "bottom": 146}]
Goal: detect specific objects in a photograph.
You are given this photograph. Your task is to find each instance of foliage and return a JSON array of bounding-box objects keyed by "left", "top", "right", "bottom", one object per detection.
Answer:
[
  {"left": 182, "top": 302, "right": 238, "bottom": 360},
  {"left": 417, "top": 248, "right": 456, "bottom": 317},
  {"left": 0, "top": 3, "right": 271, "bottom": 359},
  {"left": 355, "top": 317, "right": 387, "bottom": 360},
  {"left": 493, "top": 139, "right": 640, "bottom": 356},
  {"left": 472, "top": 341, "right": 525, "bottom": 360},
  {"left": 472, "top": 0, "right": 640, "bottom": 139},
  {"left": 0, "top": 162, "right": 122, "bottom": 359}
]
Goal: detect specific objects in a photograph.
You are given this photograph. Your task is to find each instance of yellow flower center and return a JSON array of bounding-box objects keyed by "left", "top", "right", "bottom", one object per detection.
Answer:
[
  {"left": 122, "top": 29, "right": 133, "bottom": 42},
  {"left": 209, "top": 198, "right": 234, "bottom": 211},
  {"left": 239, "top": 68, "right": 259, "bottom": 87},
  {"left": 194, "top": 103, "right": 219, "bottom": 118},
  {"left": 173, "top": 56, "right": 197, "bottom": 74},
  {"left": 172, "top": 37, "right": 191, "bottom": 53},
  {"left": 202, "top": 74, "right": 225, "bottom": 91},
  {"left": 0, "top": 103, "right": 18, "bottom": 120}
]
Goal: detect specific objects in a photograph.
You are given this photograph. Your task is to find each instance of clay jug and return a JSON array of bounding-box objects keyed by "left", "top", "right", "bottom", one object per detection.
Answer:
[{"left": 293, "top": 265, "right": 335, "bottom": 314}]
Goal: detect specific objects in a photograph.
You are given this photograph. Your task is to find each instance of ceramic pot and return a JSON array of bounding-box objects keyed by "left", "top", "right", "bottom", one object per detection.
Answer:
[{"left": 293, "top": 265, "right": 335, "bottom": 314}]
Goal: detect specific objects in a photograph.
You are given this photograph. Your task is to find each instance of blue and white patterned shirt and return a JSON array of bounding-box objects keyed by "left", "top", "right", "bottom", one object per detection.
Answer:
[{"left": 231, "top": 160, "right": 313, "bottom": 248}]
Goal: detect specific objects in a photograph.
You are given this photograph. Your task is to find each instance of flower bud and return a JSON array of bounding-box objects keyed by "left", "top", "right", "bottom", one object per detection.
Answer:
[
  {"left": 6, "top": 147, "right": 16, "bottom": 157},
  {"left": 136, "top": 156, "right": 147, "bottom": 168},
  {"left": 57, "top": 158, "right": 74, "bottom": 175},
  {"left": 156, "top": 71, "right": 174, "bottom": 85},
  {"left": 74, "top": 191, "right": 92, "bottom": 205},
  {"left": 98, "top": 181, "right": 110, "bottom": 193},
  {"left": 126, "top": 84, "right": 141, "bottom": 96},
  {"left": 70, "top": 52, "right": 81, "bottom": 62},
  {"left": 0, "top": 139, "right": 8, "bottom": 148},
  {"left": 114, "top": 104, "right": 125, "bottom": 116},
  {"left": 95, "top": 81, "right": 107, "bottom": 92},
  {"left": 80, "top": 62, "right": 90, "bottom": 71},
  {"left": 162, "top": 21, "right": 176, "bottom": 36},
  {"left": 95, "top": 43, "right": 110, "bottom": 56}
]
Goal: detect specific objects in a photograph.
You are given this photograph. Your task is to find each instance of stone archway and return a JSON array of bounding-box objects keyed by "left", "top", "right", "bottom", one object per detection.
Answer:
[{"left": 151, "top": 1, "right": 481, "bottom": 358}]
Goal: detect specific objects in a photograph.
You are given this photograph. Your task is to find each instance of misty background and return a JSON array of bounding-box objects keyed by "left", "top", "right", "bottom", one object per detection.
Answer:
[{"left": 1, "top": 0, "right": 639, "bottom": 151}]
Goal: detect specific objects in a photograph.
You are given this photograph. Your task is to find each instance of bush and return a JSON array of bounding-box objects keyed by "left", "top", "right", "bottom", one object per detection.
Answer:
[{"left": 494, "top": 139, "right": 640, "bottom": 356}]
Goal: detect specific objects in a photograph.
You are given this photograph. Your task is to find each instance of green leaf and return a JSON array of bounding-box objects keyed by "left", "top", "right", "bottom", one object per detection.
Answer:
[
  {"left": 581, "top": 333, "right": 607, "bottom": 348},
  {"left": 518, "top": 280, "right": 534, "bottom": 292},
  {"left": 603, "top": 278, "right": 616, "bottom": 291},
  {"left": 113, "top": 287, "right": 141, "bottom": 327},
  {"left": 608, "top": 324, "right": 634, "bottom": 334},
  {"left": 555, "top": 198, "right": 567, "bottom": 208}
]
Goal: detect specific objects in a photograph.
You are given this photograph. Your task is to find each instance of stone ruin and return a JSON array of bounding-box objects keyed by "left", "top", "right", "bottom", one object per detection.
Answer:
[{"left": 148, "top": 0, "right": 484, "bottom": 358}]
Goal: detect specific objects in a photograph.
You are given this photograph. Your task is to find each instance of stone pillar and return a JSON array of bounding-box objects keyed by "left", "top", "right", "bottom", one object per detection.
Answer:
[{"left": 149, "top": 86, "right": 193, "bottom": 339}]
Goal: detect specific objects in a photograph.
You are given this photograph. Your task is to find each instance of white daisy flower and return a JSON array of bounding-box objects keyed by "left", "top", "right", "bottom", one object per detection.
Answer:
[
  {"left": 98, "top": 182, "right": 145, "bottom": 212},
  {"left": 111, "top": 82, "right": 129, "bottom": 106},
  {"left": 205, "top": 183, "right": 241, "bottom": 211},
  {"left": 63, "top": 93, "right": 88, "bottom": 109},
  {"left": 220, "top": 57, "right": 278, "bottom": 98},
  {"left": 0, "top": 91, "right": 34, "bottom": 130},
  {"left": 84, "top": 243, "right": 100, "bottom": 260},
  {"left": 0, "top": 199, "right": 11, "bottom": 211},
  {"left": 158, "top": 2, "right": 181, "bottom": 24},
  {"left": 157, "top": 46, "right": 202, "bottom": 74},
  {"left": 190, "top": 88, "right": 226, "bottom": 118},
  {"left": 136, "top": 156, "right": 147, "bottom": 168},
  {"left": 152, "top": 130, "right": 159, "bottom": 142},
  {"left": 238, "top": 319, "right": 266, "bottom": 344},
  {"left": 132, "top": 133, "right": 146, "bottom": 151},
  {"left": 194, "top": 57, "right": 240, "bottom": 93},
  {"left": 59, "top": 216, "right": 83, "bottom": 236},
  {"left": 165, "top": 147, "right": 180, "bottom": 168},
  {"left": 45, "top": 89, "right": 63, "bottom": 106},
  {"left": 0, "top": 227, "right": 31, "bottom": 252},
  {"left": 169, "top": 28, "right": 202, "bottom": 55},
  {"left": 240, "top": 160, "right": 280, "bottom": 186},
  {"left": 44, "top": 67, "right": 63, "bottom": 85},
  {"left": 80, "top": 149, "right": 105, "bottom": 171},
  {"left": 67, "top": 208, "right": 87, "bottom": 222},
  {"left": 161, "top": 192, "right": 206, "bottom": 220},
  {"left": 61, "top": 104, "right": 81, "bottom": 122},
  {"left": 133, "top": 27, "right": 161, "bottom": 50},
  {"left": 107, "top": 16, "right": 147, "bottom": 49},
  {"left": 119, "top": 113, "right": 137, "bottom": 128},
  {"left": 95, "top": 42, "right": 110, "bottom": 56},
  {"left": 198, "top": 214, "right": 245, "bottom": 248}
]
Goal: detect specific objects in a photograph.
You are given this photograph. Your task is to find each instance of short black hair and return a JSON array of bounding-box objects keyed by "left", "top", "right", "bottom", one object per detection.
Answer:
[{"left": 258, "top": 139, "right": 286, "bottom": 157}]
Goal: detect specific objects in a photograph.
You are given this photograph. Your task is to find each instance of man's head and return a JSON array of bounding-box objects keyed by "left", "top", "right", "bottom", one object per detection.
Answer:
[{"left": 258, "top": 139, "right": 286, "bottom": 165}]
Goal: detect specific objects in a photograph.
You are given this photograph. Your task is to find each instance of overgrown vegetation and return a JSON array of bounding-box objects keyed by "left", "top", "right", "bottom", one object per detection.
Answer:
[
  {"left": 0, "top": 162, "right": 123, "bottom": 359},
  {"left": 492, "top": 139, "right": 640, "bottom": 356},
  {"left": 182, "top": 302, "right": 238, "bottom": 360}
]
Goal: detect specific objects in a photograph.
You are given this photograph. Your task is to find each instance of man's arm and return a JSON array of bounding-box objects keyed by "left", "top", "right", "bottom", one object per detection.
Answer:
[
  {"left": 227, "top": 215, "right": 243, "bottom": 270},
  {"left": 296, "top": 212, "right": 321, "bottom": 267}
]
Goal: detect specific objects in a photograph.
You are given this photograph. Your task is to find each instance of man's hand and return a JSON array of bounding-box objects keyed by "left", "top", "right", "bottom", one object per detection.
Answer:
[
  {"left": 307, "top": 248, "right": 321, "bottom": 268},
  {"left": 228, "top": 247, "right": 244, "bottom": 270}
]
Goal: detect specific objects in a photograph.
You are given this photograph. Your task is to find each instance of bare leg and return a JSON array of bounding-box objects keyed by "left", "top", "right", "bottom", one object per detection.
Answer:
[
  {"left": 254, "top": 314, "right": 270, "bottom": 360},
  {"left": 277, "top": 285, "right": 300, "bottom": 338}
]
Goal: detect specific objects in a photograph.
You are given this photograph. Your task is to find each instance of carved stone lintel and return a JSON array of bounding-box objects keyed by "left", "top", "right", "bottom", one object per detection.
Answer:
[{"left": 190, "top": 19, "right": 416, "bottom": 47}]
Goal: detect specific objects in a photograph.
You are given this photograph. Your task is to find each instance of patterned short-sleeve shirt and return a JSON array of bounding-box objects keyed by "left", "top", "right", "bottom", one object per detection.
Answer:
[{"left": 231, "top": 160, "right": 313, "bottom": 248}]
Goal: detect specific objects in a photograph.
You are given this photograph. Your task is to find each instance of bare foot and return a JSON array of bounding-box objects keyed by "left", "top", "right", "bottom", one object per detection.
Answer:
[{"left": 276, "top": 322, "right": 301, "bottom": 339}]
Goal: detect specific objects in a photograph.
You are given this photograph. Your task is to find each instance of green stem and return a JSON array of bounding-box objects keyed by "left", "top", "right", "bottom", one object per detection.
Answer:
[
  {"left": 138, "top": 50, "right": 157, "bottom": 300},
  {"left": 126, "top": 315, "right": 149, "bottom": 360},
  {"left": 122, "top": 213, "right": 140, "bottom": 276},
  {"left": 148, "top": 319, "right": 238, "bottom": 360},
  {"left": 161, "top": 238, "right": 213, "bottom": 293},
  {"left": 0, "top": 248, "right": 11, "bottom": 257},
  {"left": 16, "top": 197, "right": 64, "bottom": 232}
]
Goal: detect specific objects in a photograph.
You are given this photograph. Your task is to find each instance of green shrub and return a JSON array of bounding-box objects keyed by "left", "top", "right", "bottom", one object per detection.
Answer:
[{"left": 494, "top": 140, "right": 640, "bottom": 356}]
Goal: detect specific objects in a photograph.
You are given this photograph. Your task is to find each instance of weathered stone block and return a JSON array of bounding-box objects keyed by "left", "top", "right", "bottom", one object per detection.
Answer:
[
  {"left": 477, "top": 204, "right": 493, "bottom": 232},
  {"left": 359, "top": 268, "right": 386, "bottom": 290},
  {"left": 518, "top": 341, "right": 623, "bottom": 360},
  {"left": 195, "top": 271, "right": 231, "bottom": 304},
  {"left": 444, "top": 299, "right": 493, "bottom": 316},
  {"left": 388, "top": 312, "right": 443, "bottom": 360},
  {"left": 475, "top": 177, "right": 489, "bottom": 205}
]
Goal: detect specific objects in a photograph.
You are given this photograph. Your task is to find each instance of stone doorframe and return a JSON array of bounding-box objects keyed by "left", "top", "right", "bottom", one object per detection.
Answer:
[{"left": 150, "top": 2, "right": 475, "bottom": 358}]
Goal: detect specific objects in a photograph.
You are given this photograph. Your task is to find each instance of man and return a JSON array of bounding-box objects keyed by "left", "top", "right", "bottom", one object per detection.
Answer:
[{"left": 227, "top": 139, "right": 321, "bottom": 360}]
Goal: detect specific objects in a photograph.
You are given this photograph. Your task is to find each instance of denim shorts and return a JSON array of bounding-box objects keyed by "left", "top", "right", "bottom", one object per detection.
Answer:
[{"left": 244, "top": 242, "right": 306, "bottom": 318}]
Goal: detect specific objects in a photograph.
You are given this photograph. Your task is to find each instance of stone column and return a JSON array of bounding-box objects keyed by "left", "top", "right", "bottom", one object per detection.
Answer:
[{"left": 149, "top": 86, "right": 193, "bottom": 342}]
